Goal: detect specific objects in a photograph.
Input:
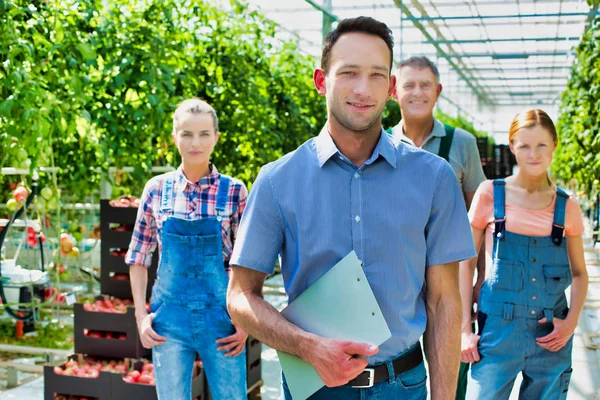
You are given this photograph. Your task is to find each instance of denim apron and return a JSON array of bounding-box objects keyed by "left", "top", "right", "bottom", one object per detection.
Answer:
[
  {"left": 468, "top": 179, "right": 573, "bottom": 400},
  {"left": 150, "top": 172, "right": 247, "bottom": 400}
]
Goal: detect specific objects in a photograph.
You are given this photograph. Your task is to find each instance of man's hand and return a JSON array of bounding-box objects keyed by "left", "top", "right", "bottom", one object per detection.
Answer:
[
  {"left": 137, "top": 312, "right": 167, "bottom": 349},
  {"left": 305, "top": 338, "right": 379, "bottom": 387},
  {"left": 536, "top": 317, "right": 576, "bottom": 352},
  {"left": 216, "top": 324, "right": 248, "bottom": 357},
  {"left": 460, "top": 331, "right": 480, "bottom": 363}
]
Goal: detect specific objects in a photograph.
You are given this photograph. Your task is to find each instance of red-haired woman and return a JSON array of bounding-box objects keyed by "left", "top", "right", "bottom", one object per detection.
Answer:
[{"left": 459, "top": 109, "right": 588, "bottom": 399}]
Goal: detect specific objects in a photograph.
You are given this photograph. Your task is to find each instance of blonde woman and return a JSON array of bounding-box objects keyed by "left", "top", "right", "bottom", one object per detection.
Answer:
[{"left": 126, "top": 99, "right": 248, "bottom": 399}]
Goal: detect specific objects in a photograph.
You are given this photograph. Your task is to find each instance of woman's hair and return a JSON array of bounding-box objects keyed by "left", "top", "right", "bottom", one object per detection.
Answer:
[
  {"left": 508, "top": 109, "right": 557, "bottom": 144},
  {"left": 172, "top": 98, "right": 218, "bottom": 135}
]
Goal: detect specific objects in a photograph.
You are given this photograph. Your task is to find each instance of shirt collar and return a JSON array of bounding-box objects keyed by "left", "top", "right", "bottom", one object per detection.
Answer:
[
  {"left": 174, "top": 164, "right": 220, "bottom": 192},
  {"left": 391, "top": 117, "right": 445, "bottom": 147},
  {"left": 314, "top": 122, "right": 397, "bottom": 169}
]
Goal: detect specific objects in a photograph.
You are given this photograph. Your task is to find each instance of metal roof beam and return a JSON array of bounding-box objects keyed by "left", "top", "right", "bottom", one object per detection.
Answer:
[
  {"left": 262, "top": 0, "right": 578, "bottom": 13},
  {"left": 490, "top": 91, "right": 564, "bottom": 95},
  {"left": 458, "top": 66, "right": 569, "bottom": 71},
  {"left": 402, "top": 12, "right": 595, "bottom": 21},
  {"left": 304, "top": 0, "right": 337, "bottom": 21},
  {"left": 424, "top": 36, "right": 579, "bottom": 44},
  {"left": 475, "top": 76, "right": 568, "bottom": 80},
  {"left": 299, "top": 19, "right": 583, "bottom": 32},
  {"left": 494, "top": 103, "right": 558, "bottom": 106},
  {"left": 401, "top": 19, "right": 583, "bottom": 27},
  {"left": 392, "top": 0, "right": 491, "bottom": 104},
  {"left": 443, "top": 51, "right": 571, "bottom": 58},
  {"left": 480, "top": 84, "right": 566, "bottom": 89}
]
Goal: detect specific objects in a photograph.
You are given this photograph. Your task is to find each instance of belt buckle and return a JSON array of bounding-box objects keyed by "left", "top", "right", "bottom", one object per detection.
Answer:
[{"left": 351, "top": 368, "right": 375, "bottom": 388}]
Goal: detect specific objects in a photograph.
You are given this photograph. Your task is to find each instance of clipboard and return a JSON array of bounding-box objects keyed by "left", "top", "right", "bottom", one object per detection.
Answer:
[{"left": 277, "top": 251, "right": 392, "bottom": 400}]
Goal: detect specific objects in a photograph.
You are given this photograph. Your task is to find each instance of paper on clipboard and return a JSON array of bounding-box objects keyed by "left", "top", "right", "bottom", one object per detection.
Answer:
[{"left": 277, "top": 251, "right": 391, "bottom": 400}]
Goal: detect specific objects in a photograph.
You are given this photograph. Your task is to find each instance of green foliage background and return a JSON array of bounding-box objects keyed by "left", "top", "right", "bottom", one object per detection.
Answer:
[
  {"left": 1, "top": 0, "right": 493, "bottom": 202},
  {"left": 0, "top": 0, "right": 331, "bottom": 199},
  {"left": 553, "top": 15, "right": 600, "bottom": 194}
]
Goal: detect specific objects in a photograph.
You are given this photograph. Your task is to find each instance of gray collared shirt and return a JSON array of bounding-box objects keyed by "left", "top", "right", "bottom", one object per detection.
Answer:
[{"left": 391, "top": 118, "right": 486, "bottom": 193}]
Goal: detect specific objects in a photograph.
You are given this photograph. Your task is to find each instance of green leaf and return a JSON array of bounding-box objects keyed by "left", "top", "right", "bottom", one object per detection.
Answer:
[
  {"left": 77, "top": 43, "right": 96, "bottom": 61},
  {"left": 55, "top": 20, "right": 64, "bottom": 43}
]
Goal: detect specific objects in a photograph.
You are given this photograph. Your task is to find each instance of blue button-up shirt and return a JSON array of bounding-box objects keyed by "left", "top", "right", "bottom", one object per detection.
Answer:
[{"left": 231, "top": 124, "right": 476, "bottom": 364}]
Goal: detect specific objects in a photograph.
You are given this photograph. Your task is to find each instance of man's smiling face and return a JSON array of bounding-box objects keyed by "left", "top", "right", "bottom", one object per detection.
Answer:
[
  {"left": 319, "top": 32, "right": 394, "bottom": 133},
  {"left": 393, "top": 66, "right": 441, "bottom": 121}
]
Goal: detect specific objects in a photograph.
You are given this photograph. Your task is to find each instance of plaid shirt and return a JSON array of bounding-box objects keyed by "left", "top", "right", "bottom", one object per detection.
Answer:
[{"left": 125, "top": 164, "right": 248, "bottom": 271}]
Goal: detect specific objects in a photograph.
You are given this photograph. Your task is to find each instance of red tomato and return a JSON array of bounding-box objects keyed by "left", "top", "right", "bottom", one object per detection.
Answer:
[
  {"left": 13, "top": 187, "right": 28, "bottom": 203},
  {"left": 141, "top": 363, "right": 154, "bottom": 373},
  {"left": 127, "top": 370, "right": 141, "bottom": 382}
]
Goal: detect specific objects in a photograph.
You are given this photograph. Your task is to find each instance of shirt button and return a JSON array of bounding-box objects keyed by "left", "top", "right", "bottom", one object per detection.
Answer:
[
  {"left": 355, "top": 215, "right": 361, "bottom": 223},
  {"left": 532, "top": 295, "right": 537, "bottom": 300},
  {"left": 530, "top": 310, "right": 536, "bottom": 315},
  {"left": 532, "top": 277, "right": 537, "bottom": 282},
  {"left": 354, "top": 172, "right": 360, "bottom": 179},
  {"left": 532, "top": 239, "right": 537, "bottom": 245},
  {"left": 531, "top": 258, "right": 536, "bottom": 263}
]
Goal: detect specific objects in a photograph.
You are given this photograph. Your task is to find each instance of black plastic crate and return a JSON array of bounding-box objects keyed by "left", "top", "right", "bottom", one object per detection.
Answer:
[
  {"left": 74, "top": 303, "right": 151, "bottom": 359},
  {"left": 44, "top": 356, "right": 113, "bottom": 400},
  {"left": 110, "top": 361, "right": 205, "bottom": 400},
  {"left": 100, "top": 200, "right": 157, "bottom": 300},
  {"left": 246, "top": 336, "right": 261, "bottom": 369},
  {"left": 100, "top": 254, "right": 157, "bottom": 300},
  {"left": 246, "top": 336, "right": 262, "bottom": 390},
  {"left": 100, "top": 200, "right": 139, "bottom": 225},
  {"left": 205, "top": 337, "right": 263, "bottom": 400},
  {"left": 246, "top": 357, "right": 262, "bottom": 392}
]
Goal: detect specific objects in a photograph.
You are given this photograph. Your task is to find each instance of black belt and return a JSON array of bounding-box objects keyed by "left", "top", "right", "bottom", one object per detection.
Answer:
[{"left": 346, "top": 343, "right": 423, "bottom": 388}]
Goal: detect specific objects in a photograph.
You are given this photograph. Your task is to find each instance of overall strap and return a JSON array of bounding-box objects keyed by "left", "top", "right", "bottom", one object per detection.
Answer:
[
  {"left": 493, "top": 179, "right": 506, "bottom": 240},
  {"left": 438, "top": 124, "right": 455, "bottom": 162},
  {"left": 551, "top": 187, "right": 569, "bottom": 246},
  {"left": 159, "top": 172, "right": 176, "bottom": 212},
  {"left": 215, "top": 175, "right": 230, "bottom": 221}
]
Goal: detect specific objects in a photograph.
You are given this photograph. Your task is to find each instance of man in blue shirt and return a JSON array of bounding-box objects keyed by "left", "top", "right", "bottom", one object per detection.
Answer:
[{"left": 227, "top": 17, "right": 476, "bottom": 400}]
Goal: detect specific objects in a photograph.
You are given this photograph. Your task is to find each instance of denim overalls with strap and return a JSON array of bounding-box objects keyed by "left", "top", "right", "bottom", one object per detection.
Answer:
[
  {"left": 150, "top": 172, "right": 247, "bottom": 400},
  {"left": 468, "top": 179, "right": 573, "bottom": 400}
]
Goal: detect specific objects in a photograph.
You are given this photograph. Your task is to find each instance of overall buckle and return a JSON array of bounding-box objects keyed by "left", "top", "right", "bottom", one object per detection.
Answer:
[
  {"left": 494, "top": 218, "right": 506, "bottom": 239},
  {"left": 351, "top": 368, "right": 375, "bottom": 388},
  {"left": 551, "top": 223, "right": 564, "bottom": 246}
]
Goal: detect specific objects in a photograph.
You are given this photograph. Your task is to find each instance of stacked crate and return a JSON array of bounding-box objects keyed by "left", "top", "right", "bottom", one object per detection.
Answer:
[
  {"left": 74, "top": 200, "right": 155, "bottom": 360},
  {"left": 245, "top": 336, "right": 263, "bottom": 396},
  {"left": 476, "top": 137, "right": 492, "bottom": 178},
  {"left": 45, "top": 199, "right": 261, "bottom": 399},
  {"left": 45, "top": 200, "right": 204, "bottom": 399},
  {"left": 44, "top": 355, "right": 205, "bottom": 400},
  {"left": 99, "top": 200, "right": 157, "bottom": 301}
]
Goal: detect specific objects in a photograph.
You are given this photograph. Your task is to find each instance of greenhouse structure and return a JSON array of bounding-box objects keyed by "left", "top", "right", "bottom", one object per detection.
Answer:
[{"left": 0, "top": 0, "right": 599, "bottom": 399}]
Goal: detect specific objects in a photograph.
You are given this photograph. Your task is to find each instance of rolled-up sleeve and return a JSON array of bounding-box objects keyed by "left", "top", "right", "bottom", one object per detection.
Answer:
[
  {"left": 125, "top": 180, "right": 158, "bottom": 268},
  {"left": 230, "top": 164, "right": 285, "bottom": 275},
  {"left": 425, "top": 163, "right": 477, "bottom": 267}
]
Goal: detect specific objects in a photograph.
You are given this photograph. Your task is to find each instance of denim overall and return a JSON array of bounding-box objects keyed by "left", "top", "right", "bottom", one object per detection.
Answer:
[
  {"left": 150, "top": 173, "right": 247, "bottom": 400},
  {"left": 468, "top": 179, "right": 573, "bottom": 400}
]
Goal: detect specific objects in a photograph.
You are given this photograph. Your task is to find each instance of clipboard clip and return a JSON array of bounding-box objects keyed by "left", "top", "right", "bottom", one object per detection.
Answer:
[{"left": 351, "top": 368, "right": 375, "bottom": 388}]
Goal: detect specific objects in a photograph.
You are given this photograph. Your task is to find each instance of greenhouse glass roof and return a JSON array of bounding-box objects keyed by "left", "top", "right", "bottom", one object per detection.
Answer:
[{"left": 226, "top": 0, "right": 598, "bottom": 141}]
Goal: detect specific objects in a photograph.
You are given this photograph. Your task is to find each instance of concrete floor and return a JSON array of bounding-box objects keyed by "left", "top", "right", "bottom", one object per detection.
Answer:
[{"left": 2, "top": 235, "right": 600, "bottom": 399}]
